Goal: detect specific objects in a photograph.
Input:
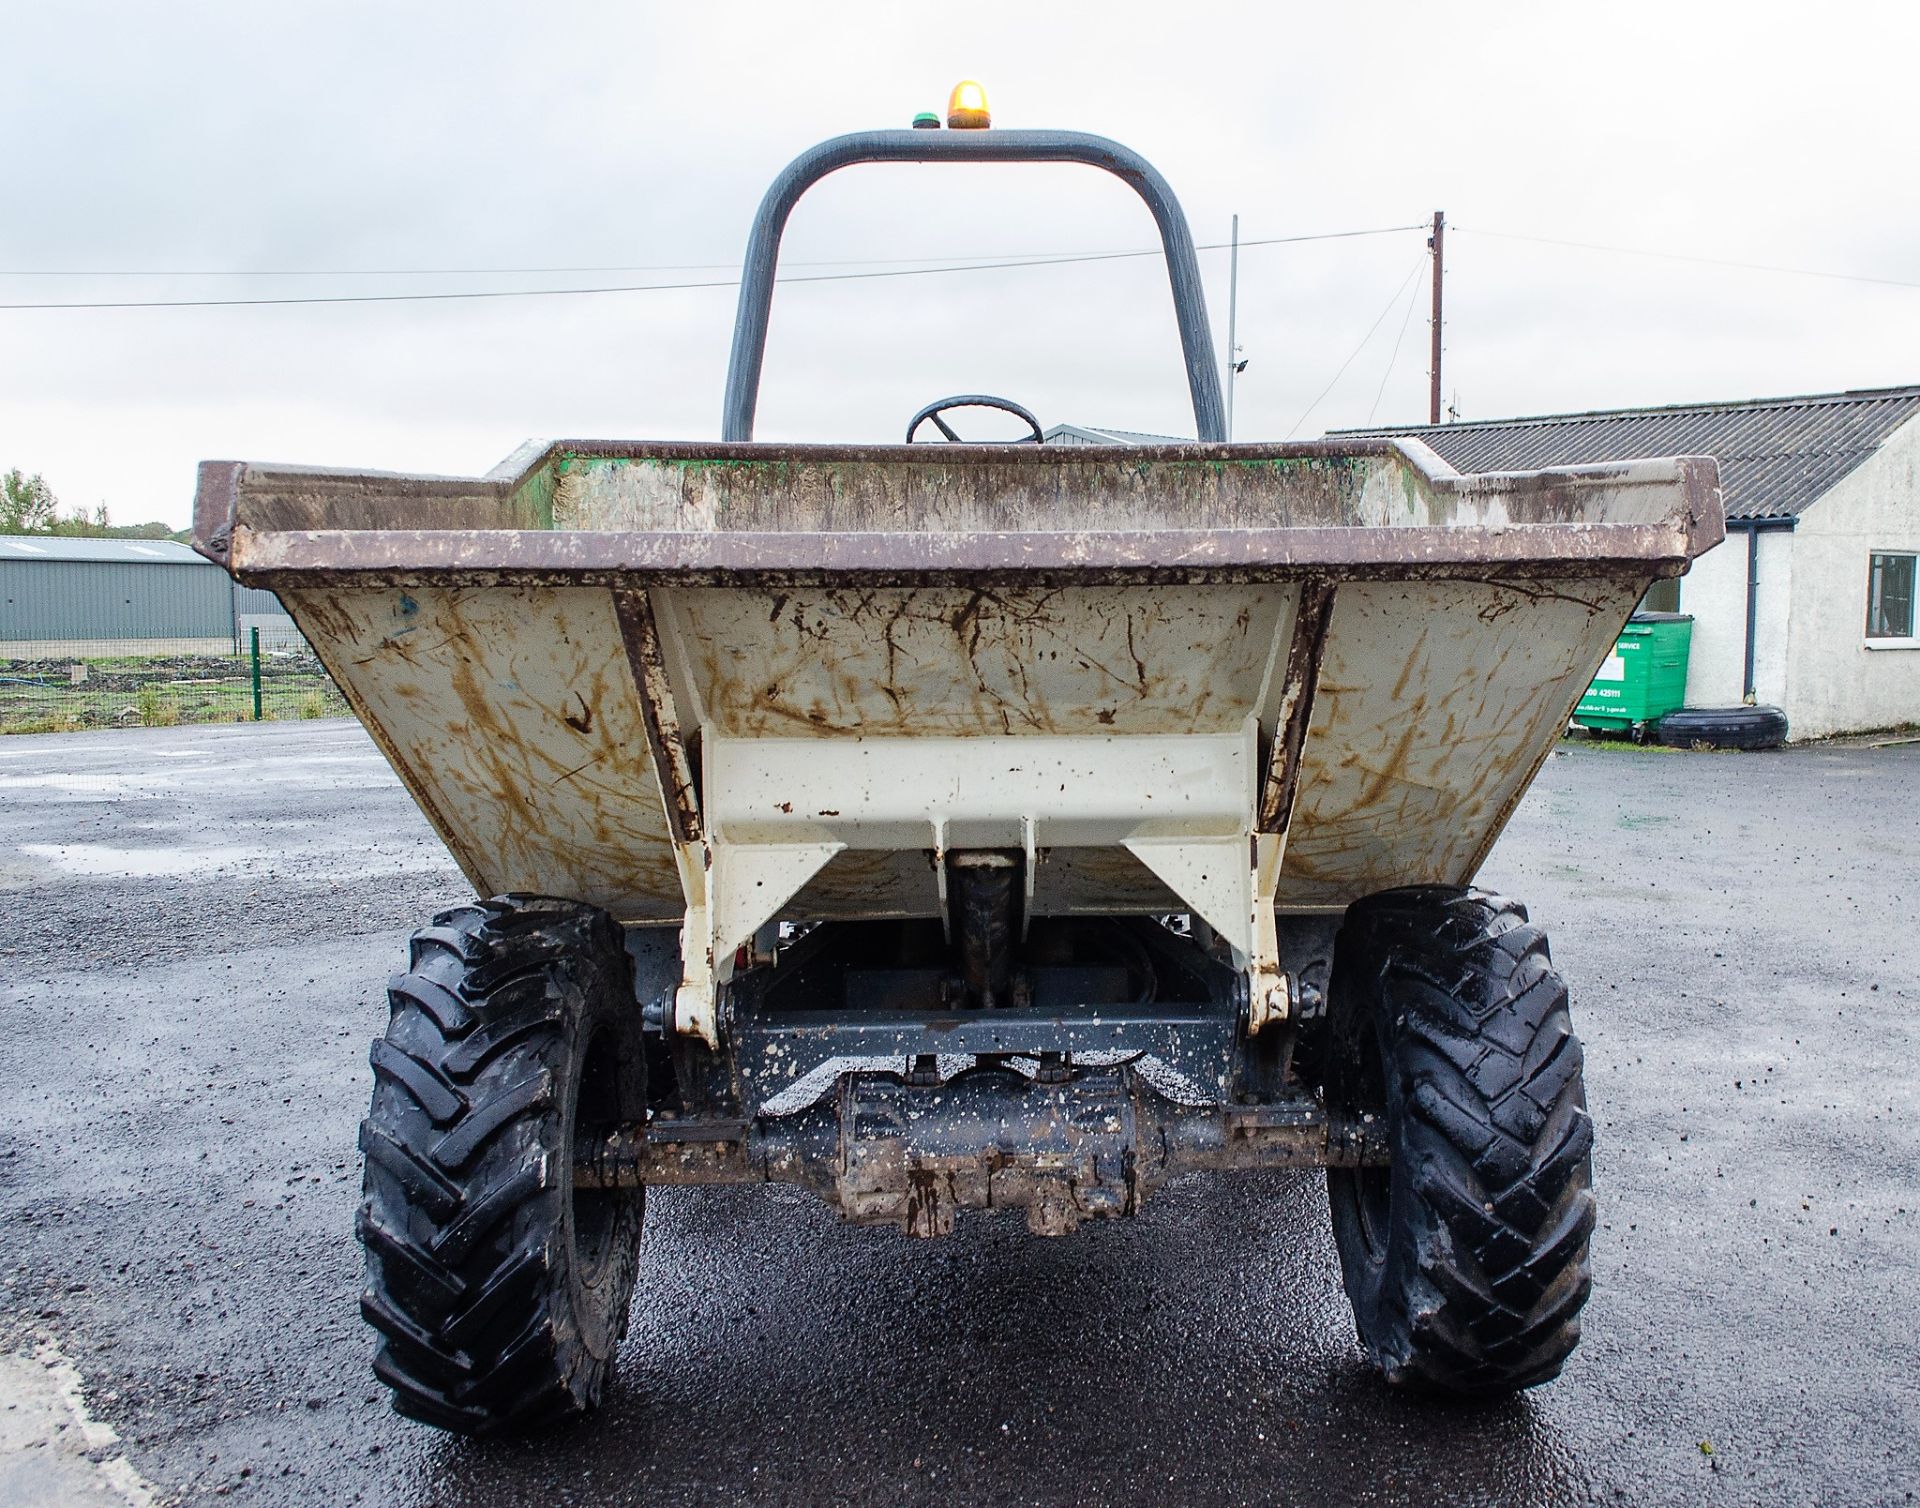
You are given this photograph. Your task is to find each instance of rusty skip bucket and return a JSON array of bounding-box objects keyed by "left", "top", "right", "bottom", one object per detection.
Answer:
[{"left": 195, "top": 431, "right": 1723, "bottom": 1040}]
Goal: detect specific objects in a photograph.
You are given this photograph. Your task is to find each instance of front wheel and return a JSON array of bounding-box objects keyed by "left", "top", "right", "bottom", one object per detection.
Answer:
[
  {"left": 1323, "top": 886, "right": 1594, "bottom": 1396},
  {"left": 357, "top": 895, "right": 646, "bottom": 1434}
]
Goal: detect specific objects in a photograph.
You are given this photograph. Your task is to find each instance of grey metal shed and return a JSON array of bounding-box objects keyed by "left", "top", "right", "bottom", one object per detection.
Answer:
[{"left": 0, "top": 536, "right": 291, "bottom": 655}]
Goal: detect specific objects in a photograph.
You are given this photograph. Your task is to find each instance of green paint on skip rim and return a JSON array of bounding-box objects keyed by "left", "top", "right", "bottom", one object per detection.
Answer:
[
  {"left": 537, "top": 448, "right": 1367, "bottom": 512},
  {"left": 555, "top": 453, "right": 799, "bottom": 482},
  {"left": 505, "top": 454, "right": 561, "bottom": 528},
  {"left": 1400, "top": 465, "right": 1422, "bottom": 512},
  {"left": 661, "top": 457, "right": 797, "bottom": 482},
  {"left": 1143, "top": 456, "right": 1364, "bottom": 479}
]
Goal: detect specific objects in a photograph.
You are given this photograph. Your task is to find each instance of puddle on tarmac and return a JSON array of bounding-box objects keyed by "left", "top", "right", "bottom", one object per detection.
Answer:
[{"left": 18, "top": 842, "right": 265, "bottom": 878}]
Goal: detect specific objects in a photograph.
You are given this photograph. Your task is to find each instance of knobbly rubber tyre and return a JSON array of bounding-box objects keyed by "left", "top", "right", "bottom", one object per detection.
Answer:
[
  {"left": 1324, "top": 885, "right": 1594, "bottom": 1396},
  {"left": 357, "top": 895, "right": 646, "bottom": 1434}
]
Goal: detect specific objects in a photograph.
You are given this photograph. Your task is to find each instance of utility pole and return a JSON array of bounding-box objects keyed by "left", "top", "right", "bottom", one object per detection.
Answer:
[
  {"left": 1427, "top": 209, "right": 1445, "bottom": 425},
  {"left": 1226, "top": 213, "right": 1241, "bottom": 440}
]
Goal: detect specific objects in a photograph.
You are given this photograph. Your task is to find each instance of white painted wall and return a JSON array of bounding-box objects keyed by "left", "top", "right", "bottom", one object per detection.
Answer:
[
  {"left": 1751, "top": 527, "right": 1795, "bottom": 711},
  {"left": 1783, "top": 414, "right": 1920, "bottom": 738},
  {"left": 1676, "top": 530, "right": 1748, "bottom": 707}
]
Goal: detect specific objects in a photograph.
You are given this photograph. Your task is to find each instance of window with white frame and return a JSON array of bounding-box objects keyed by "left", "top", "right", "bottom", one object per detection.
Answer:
[{"left": 1867, "top": 552, "right": 1915, "bottom": 639}]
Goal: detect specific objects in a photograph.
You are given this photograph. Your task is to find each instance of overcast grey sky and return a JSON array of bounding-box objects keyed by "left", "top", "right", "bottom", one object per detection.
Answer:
[{"left": 4, "top": 1, "right": 1917, "bottom": 527}]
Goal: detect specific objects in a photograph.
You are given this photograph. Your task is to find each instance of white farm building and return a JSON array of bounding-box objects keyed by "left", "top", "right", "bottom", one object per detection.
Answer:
[{"left": 1347, "top": 386, "right": 1920, "bottom": 740}]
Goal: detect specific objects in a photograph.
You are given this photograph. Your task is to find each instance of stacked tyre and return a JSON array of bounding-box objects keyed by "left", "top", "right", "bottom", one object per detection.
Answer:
[{"left": 1656, "top": 705, "right": 1788, "bottom": 750}]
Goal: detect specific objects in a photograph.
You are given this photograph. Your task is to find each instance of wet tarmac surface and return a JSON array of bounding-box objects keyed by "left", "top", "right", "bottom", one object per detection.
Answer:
[{"left": 1, "top": 721, "right": 1916, "bottom": 1506}]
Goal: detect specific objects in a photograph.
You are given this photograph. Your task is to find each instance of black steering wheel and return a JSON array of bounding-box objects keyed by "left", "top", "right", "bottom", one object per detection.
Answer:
[{"left": 905, "top": 394, "right": 1045, "bottom": 444}]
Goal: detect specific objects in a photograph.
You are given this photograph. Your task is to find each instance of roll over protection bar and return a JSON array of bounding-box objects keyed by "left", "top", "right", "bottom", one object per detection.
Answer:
[{"left": 721, "top": 128, "right": 1227, "bottom": 443}]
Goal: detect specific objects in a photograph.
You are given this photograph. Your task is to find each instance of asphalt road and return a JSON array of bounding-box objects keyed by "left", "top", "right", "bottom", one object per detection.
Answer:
[{"left": 2, "top": 721, "right": 1916, "bottom": 1507}]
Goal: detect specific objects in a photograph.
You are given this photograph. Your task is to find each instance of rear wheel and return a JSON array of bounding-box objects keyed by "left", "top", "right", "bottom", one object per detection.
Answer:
[
  {"left": 357, "top": 895, "right": 646, "bottom": 1434},
  {"left": 1324, "top": 886, "right": 1594, "bottom": 1396}
]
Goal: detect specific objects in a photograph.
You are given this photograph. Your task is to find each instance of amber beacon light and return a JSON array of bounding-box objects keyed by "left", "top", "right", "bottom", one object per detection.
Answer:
[{"left": 946, "top": 80, "right": 991, "bottom": 129}]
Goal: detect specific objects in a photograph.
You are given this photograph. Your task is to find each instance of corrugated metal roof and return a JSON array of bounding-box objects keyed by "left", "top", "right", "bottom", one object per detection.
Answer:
[
  {"left": 0, "top": 535, "right": 203, "bottom": 564},
  {"left": 1340, "top": 384, "right": 1920, "bottom": 522},
  {"left": 1043, "top": 423, "right": 1191, "bottom": 446}
]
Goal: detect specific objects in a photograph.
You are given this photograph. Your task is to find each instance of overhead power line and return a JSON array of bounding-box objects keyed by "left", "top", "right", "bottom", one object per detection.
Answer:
[
  {"left": 1456, "top": 227, "right": 1920, "bottom": 291},
  {"left": 1286, "top": 256, "right": 1429, "bottom": 439},
  {"left": 0, "top": 225, "right": 1426, "bottom": 311},
  {"left": 0, "top": 225, "right": 1424, "bottom": 279},
  {"left": 14, "top": 225, "right": 1913, "bottom": 293},
  {"left": 1367, "top": 261, "right": 1426, "bottom": 425},
  {"left": 7, "top": 221, "right": 1913, "bottom": 312}
]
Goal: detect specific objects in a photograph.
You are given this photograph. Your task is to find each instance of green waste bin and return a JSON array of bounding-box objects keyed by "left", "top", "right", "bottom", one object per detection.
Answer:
[{"left": 1573, "top": 611, "right": 1693, "bottom": 739}]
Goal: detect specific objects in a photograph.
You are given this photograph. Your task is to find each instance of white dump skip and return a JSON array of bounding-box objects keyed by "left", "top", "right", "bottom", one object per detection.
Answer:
[{"left": 197, "top": 436, "right": 1725, "bottom": 1042}]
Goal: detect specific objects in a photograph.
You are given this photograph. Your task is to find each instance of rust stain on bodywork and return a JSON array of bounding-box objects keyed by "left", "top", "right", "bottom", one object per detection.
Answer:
[
  {"left": 1258, "top": 579, "right": 1337, "bottom": 835},
  {"left": 669, "top": 584, "right": 1285, "bottom": 740},
  {"left": 1275, "top": 574, "right": 1643, "bottom": 908},
  {"left": 213, "top": 442, "right": 1723, "bottom": 922},
  {"left": 282, "top": 583, "right": 682, "bottom": 921},
  {"left": 614, "top": 589, "right": 702, "bottom": 847}
]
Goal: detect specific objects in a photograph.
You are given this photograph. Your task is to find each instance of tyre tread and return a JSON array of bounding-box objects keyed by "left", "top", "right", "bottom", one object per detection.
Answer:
[
  {"left": 1327, "top": 885, "right": 1595, "bottom": 1397},
  {"left": 357, "top": 894, "right": 643, "bottom": 1436}
]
